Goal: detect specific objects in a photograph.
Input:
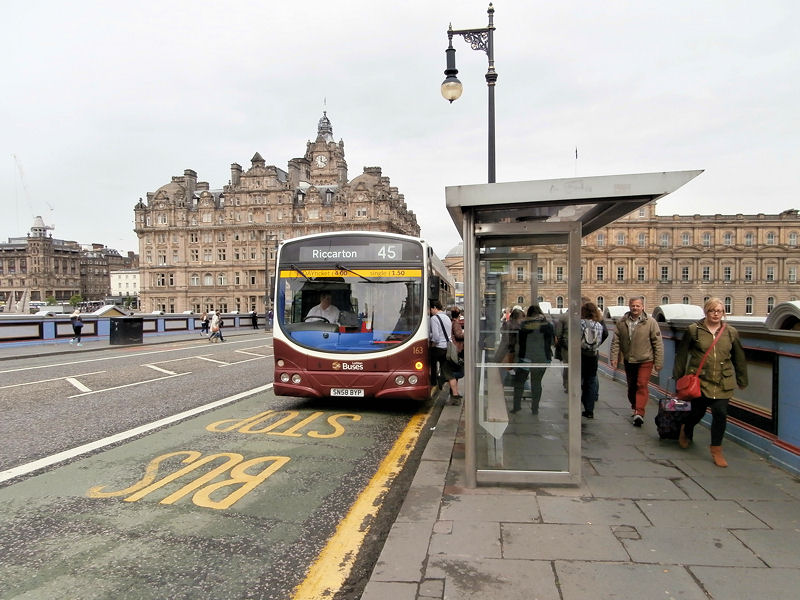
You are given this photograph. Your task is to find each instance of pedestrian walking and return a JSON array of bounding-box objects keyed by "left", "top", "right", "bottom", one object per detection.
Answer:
[
  {"left": 672, "top": 297, "right": 748, "bottom": 467},
  {"left": 251, "top": 310, "right": 259, "bottom": 329},
  {"left": 610, "top": 296, "right": 664, "bottom": 427},
  {"left": 428, "top": 300, "right": 455, "bottom": 399},
  {"left": 69, "top": 310, "right": 84, "bottom": 346},
  {"left": 513, "top": 304, "right": 554, "bottom": 414},
  {"left": 579, "top": 301, "right": 608, "bottom": 419},
  {"left": 200, "top": 312, "right": 209, "bottom": 336}
]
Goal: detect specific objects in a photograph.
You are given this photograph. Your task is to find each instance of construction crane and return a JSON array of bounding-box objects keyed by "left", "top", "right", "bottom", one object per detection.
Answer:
[{"left": 12, "top": 154, "right": 55, "bottom": 229}]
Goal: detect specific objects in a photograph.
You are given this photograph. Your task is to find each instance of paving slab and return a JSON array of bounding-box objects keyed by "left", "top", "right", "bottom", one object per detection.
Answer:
[
  {"left": 584, "top": 475, "right": 688, "bottom": 499},
  {"left": 588, "top": 457, "right": 684, "bottom": 478},
  {"left": 537, "top": 496, "right": 650, "bottom": 527},
  {"left": 731, "top": 529, "right": 800, "bottom": 567},
  {"left": 740, "top": 499, "right": 800, "bottom": 529},
  {"left": 425, "top": 557, "right": 560, "bottom": 600},
  {"left": 428, "top": 521, "right": 502, "bottom": 560},
  {"left": 360, "top": 580, "right": 417, "bottom": 600},
  {"left": 690, "top": 566, "right": 800, "bottom": 600},
  {"left": 636, "top": 499, "right": 769, "bottom": 529},
  {"left": 621, "top": 526, "right": 764, "bottom": 567},
  {"left": 438, "top": 493, "right": 540, "bottom": 523},
  {"left": 692, "top": 474, "right": 796, "bottom": 500},
  {"left": 369, "top": 520, "right": 434, "bottom": 582},
  {"left": 555, "top": 561, "right": 708, "bottom": 600},
  {"left": 502, "top": 523, "right": 629, "bottom": 561},
  {"left": 395, "top": 484, "right": 446, "bottom": 523}
]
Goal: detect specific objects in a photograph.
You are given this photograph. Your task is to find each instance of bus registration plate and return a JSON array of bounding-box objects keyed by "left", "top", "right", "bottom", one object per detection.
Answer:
[{"left": 331, "top": 388, "right": 365, "bottom": 397}]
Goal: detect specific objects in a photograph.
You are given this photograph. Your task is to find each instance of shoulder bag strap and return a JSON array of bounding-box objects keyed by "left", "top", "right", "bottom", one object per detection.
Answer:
[{"left": 696, "top": 323, "right": 726, "bottom": 374}]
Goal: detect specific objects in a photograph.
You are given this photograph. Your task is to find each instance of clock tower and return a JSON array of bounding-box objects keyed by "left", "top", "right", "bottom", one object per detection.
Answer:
[{"left": 307, "top": 111, "right": 347, "bottom": 185}]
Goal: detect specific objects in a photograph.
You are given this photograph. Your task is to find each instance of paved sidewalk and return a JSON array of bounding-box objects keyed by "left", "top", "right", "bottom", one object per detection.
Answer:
[
  {"left": 0, "top": 327, "right": 265, "bottom": 361},
  {"left": 363, "top": 377, "right": 800, "bottom": 600}
]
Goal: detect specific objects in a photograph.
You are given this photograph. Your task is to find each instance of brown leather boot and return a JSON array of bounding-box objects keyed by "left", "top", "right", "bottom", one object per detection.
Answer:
[
  {"left": 678, "top": 424, "right": 690, "bottom": 449},
  {"left": 710, "top": 445, "right": 728, "bottom": 468}
]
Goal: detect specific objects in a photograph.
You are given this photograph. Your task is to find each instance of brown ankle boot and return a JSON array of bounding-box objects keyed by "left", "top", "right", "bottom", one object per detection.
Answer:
[
  {"left": 678, "top": 424, "right": 690, "bottom": 449},
  {"left": 710, "top": 445, "right": 728, "bottom": 468}
]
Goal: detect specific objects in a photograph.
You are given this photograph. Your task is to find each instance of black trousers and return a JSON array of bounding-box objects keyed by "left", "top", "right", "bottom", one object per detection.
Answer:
[{"left": 683, "top": 395, "right": 729, "bottom": 446}]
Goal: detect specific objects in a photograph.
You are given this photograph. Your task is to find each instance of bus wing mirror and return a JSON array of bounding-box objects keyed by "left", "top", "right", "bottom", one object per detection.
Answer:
[{"left": 429, "top": 275, "right": 441, "bottom": 302}]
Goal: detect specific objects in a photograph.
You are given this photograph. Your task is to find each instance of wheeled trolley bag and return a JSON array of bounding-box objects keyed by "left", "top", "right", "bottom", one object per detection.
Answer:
[{"left": 654, "top": 396, "right": 691, "bottom": 440}]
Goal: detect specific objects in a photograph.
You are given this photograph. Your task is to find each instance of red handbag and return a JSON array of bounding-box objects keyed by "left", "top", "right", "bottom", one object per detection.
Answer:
[{"left": 675, "top": 324, "right": 726, "bottom": 401}]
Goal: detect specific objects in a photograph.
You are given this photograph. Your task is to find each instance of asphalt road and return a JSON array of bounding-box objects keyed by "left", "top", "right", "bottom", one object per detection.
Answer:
[{"left": 0, "top": 332, "right": 437, "bottom": 599}]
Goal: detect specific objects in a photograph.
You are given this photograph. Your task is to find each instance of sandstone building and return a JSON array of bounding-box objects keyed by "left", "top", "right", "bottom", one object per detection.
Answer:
[
  {"left": 444, "top": 203, "right": 800, "bottom": 316},
  {"left": 134, "top": 113, "right": 420, "bottom": 314}
]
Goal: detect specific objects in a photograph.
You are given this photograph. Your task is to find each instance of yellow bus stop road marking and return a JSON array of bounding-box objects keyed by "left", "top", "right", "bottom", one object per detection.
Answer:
[{"left": 291, "top": 409, "right": 429, "bottom": 600}]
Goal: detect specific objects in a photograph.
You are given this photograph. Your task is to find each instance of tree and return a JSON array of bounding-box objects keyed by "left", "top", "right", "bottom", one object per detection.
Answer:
[
  {"left": 69, "top": 294, "right": 83, "bottom": 307},
  {"left": 46, "top": 296, "right": 57, "bottom": 306}
]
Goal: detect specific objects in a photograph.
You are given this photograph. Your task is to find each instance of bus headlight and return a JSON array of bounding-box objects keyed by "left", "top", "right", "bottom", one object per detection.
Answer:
[
  {"left": 394, "top": 375, "right": 406, "bottom": 386},
  {"left": 291, "top": 374, "right": 302, "bottom": 384},
  {"left": 280, "top": 373, "right": 290, "bottom": 383},
  {"left": 277, "top": 359, "right": 285, "bottom": 367},
  {"left": 408, "top": 375, "right": 419, "bottom": 385}
]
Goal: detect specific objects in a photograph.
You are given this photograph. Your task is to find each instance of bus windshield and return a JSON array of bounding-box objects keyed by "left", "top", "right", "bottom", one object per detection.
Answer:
[{"left": 276, "top": 268, "right": 424, "bottom": 353}]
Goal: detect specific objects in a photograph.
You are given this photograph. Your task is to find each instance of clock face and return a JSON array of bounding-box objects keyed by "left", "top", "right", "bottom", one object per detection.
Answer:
[{"left": 315, "top": 155, "right": 328, "bottom": 167}]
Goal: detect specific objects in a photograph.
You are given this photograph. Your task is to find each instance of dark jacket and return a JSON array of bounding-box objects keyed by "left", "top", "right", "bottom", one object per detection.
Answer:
[
  {"left": 673, "top": 321, "right": 748, "bottom": 400},
  {"left": 517, "top": 315, "right": 554, "bottom": 363}
]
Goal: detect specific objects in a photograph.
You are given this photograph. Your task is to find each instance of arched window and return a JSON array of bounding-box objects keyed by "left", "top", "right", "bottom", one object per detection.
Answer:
[
  {"left": 724, "top": 297, "right": 732, "bottom": 313},
  {"left": 204, "top": 273, "right": 213, "bottom": 286},
  {"left": 745, "top": 296, "right": 753, "bottom": 314},
  {"left": 790, "top": 232, "right": 798, "bottom": 247},
  {"left": 616, "top": 232, "right": 625, "bottom": 245},
  {"left": 702, "top": 232, "right": 712, "bottom": 247},
  {"left": 638, "top": 233, "right": 647, "bottom": 248},
  {"left": 660, "top": 233, "right": 670, "bottom": 248},
  {"left": 190, "top": 273, "right": 199, "bottom": 286},
  {"left": 767, "top": 296, "right": 775, "bottom": 313},
  {"left": 596, "top": 296, "right": 605, "bottom": 310},
  {"left": 681, "top": 232, "right": 691, "bottom": 246},
  {"left": 745, "top": 232, "right": 754, "bottom": 246},
  {"left": 682, "top": 296, "right": 690, "bottom": 304},
  {"left": 767, "top": 231, "right": 776, "bottom": 245},
  {"left": 723, "top": 232, "right": 733, "bottom": 245},
  {"left": 217, "top": 273, "right": 226, "bottom": 286},
  {"left": 556, "top": 296, "right": 564, "bottom": 309},
  {"left": 617, "top": 296, "right": 625, "bottom": 306},
  {"left": 596, "top": 233, "right": 606, "bottom": 247},
  {"left": 661, "top": 296, "right": 669, "bottom": 305}
]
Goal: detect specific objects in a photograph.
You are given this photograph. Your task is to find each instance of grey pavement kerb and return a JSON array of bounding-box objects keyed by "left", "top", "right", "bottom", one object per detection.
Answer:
[{"left": 362, "top": 377, "right": 800, "bottom": 600}]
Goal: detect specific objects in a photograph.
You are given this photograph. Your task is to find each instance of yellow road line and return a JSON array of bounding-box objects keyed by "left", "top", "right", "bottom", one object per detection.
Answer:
[{"left": 291, "top": 409, "right": 429, "bottom": 599}]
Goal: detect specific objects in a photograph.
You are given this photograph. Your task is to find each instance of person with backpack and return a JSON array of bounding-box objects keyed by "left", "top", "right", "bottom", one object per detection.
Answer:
[
  {"left": 610, "top": 296, "right": 664, "bottom": 427},
  {"left": 69, "top": 309, "right": 84, "bottom": 346},
  {"left": 513, "top": 304, "right": 554, "bottom": 414},
  {"left": 579, "top": 301, "right": 608, "bottom": 419}
]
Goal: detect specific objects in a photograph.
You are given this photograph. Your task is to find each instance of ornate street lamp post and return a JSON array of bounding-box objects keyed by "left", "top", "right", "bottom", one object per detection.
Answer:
[{"left": 441, "top": 3, "right": 497, "bottom": 183}]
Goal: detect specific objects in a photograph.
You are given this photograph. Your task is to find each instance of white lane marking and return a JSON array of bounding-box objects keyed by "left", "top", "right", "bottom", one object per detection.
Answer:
[
  {"left": 0, "top": 383, "right": 274, "bottom": 484},
  {"left": 0, "top": 371, "right": 106, "bottom": 390},
  {"left": 144, "top": 364, "right": 177, "bottom": 375},
  {"left": 68, "top": 372, "right": 191, "bottom": 398},
  {"left": 219, "top": 356, "right": 266, "bottom": 367},
  {"left": 235, "top": 350, "right": 267, "bottom": 357},
  {"left": 196, "top": 356, "right": 230, "bottom": 365},
  {"left": 64, "top": 377, "right": 92, "bottom": 393},
  {"left": 0, "top": 336, "right": 265, "bottom": 374}
]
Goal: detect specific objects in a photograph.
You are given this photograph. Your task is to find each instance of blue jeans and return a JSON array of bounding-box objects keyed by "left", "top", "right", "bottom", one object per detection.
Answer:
[{"left": 581, "top": 374, "right": 598, "bottom": 413}]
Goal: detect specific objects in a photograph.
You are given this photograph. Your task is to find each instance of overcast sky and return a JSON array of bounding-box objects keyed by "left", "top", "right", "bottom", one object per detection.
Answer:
[{"left": 3, "top": 0, "right": 798, "bottom": 259}]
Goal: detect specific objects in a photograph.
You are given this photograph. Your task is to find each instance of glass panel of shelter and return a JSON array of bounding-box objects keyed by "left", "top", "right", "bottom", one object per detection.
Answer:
[{"left": 472, "top": 225, "right": 582, "bottom": 485}]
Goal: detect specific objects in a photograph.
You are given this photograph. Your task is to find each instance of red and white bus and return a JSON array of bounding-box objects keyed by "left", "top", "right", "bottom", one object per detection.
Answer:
[{"left": 272, "top": 231, "right": 453, "bottom": 401}]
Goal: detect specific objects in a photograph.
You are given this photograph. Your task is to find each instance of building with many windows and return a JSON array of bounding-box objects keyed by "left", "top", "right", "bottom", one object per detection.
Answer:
[
  {"left": 134, "top": 113, "right": 420, "bottom": 314},
  {"left": 0, "top": 217, "right": 136, "bottom": 311},
  {"left": 444, "top": 203, "right": 800, "bottom": 316}
]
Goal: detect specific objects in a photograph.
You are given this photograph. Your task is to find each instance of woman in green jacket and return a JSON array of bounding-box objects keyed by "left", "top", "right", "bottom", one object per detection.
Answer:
[{"left": 673, "top": 297, "right": 748, "bottom": 467}]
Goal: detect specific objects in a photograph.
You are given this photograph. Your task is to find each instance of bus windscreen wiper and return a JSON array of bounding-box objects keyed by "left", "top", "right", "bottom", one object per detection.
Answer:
[
  {"left": 335, "top": 263, "right": 374, "bottom": 283},
  {"left": 289, "top": 264, "right": 310, "bottom": 280}
]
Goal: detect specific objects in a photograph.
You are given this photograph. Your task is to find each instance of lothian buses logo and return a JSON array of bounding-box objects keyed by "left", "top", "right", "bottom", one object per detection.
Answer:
[{"left": 332, "top": 361, "right": 364, "bottom": 371}]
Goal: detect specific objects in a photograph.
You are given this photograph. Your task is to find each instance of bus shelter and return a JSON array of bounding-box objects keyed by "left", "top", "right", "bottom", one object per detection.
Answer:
[{"left": 445, "top": 170, "right": 702, "bottom": 487}]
